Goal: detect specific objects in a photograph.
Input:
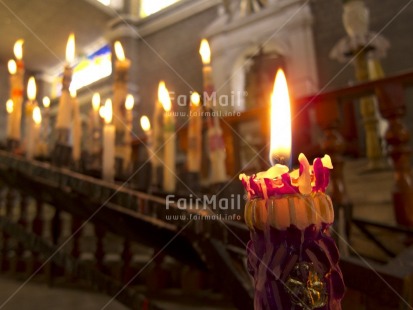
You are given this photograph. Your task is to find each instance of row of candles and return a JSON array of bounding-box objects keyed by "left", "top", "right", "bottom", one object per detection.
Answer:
[{"left": 5, "top": 36, "right": 228, "bottom": 192}]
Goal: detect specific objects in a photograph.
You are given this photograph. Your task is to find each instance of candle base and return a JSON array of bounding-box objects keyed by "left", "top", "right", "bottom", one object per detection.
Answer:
[
  {"left": 6, "top": 139, "right": 20, "bottom": 153},
  {"left": 52, "top": 144, "right": 72, "bottom": 167},
  {"left": 131, "top": 161, "right": 152, "bottom": 192},
  {"left": 247, "top": 224, "right": 345, "bottom": 309},
  {"left": 181, "top": 172, "right": 201, "bottom": 194}
]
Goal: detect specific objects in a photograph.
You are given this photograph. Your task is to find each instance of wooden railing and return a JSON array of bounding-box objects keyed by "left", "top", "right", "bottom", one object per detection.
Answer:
[{"left": 1, "top": 70, "right": 413, "bottom": 309}]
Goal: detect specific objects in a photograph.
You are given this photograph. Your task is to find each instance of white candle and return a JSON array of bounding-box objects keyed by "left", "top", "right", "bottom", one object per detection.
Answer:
[
  {"left": 141, "top": 115, "right": 158, "bottom": 187},
  {"left": 71, "top": 90, "right": 82, "bottom": 162},
  {"left": 11, "top": 40, "right": 24, "bottom": 143},
  {"left": 124, "top": 94, "right": 134, "bottom": 172},
  {"left": 159, "top": 82, "right": 176, "bottom": 192},
  {"left": 56, "top": 33, "right": 75, "bottom": 132},
  {"left": 152, "top": 82, "right": 165, "bottom": 172},
  {"left": 38, "top": 96, "right": 51, "bottom": 157},
  {"left": 8, "top": 57, "right": 23, "bottom": 142},
  {"left": 199, "top": 39, "right": 228, "bottom": 184},
  {"left": 140, "top": 115, "right": 154, "bottom": 163},
  {"left": 102, "top": 99, "right": 115, "bottom": 182},
  {"left": 25, "top": 77, "right": 37, "bottom": 156},
  {"left": 89, "top": 93, "right": 101, "bottom": 155},
  {"left": 6, "top": 99, "right": 14, "bottom": 139},
  {"left": 91, "top": 93, "right": 101, "bottom": 129},
  {"left": 27, "top": 106, "right": 41, "bottom": 160},
  {"left": 187, "top": 92, "right": 202, "bottom": 173},
  {"left": 113, "top": 41, "right": 130, "bottom": 133}
]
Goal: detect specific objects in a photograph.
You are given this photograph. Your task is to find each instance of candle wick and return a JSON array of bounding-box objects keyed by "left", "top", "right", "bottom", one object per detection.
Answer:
[{"left": 270, "top": 154, "right": 291, "bottom": 169}]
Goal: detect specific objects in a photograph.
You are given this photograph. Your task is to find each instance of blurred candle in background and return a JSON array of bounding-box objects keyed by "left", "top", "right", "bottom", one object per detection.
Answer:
[
  {"left": 56, "top": 33, "right": 75, "bottom": 144},
  {"left": 102, "top": 99, "right": 115, "bottom": 182},
  {"left": 151, "top": 81, "right": 165, "bottom": 187},
  {"left": 42, "top": 96, "right": 51, "bottom": 155},
  {"left": 90, "top": 93, "right": 102, "bottom": 157},
  {"left": 6, "top": 99, "right": 14, "bottom": 139},
  {"left": 124, "top": 94, "right": 134, "bottom": 172},
  {"left": 159, "top": 82, "right": 176, "bottom": 193},
  {"left": 71, "top": 89, "right": 82, "bottom": 163},
  {"left": 187, "top": 92, "right": 202, "bottom": 173},
  {"left": 29, "top": 106, "right": 42, "bottom": 160},
  {"left": 113, "top": 41, "right": 130, "bottom": 174},
  {"left": 199, "top": 39, "right": 227, "bottom": 184},
  {"left": 7, "top": 40, "right": 24, "bottom": 150},
  {"left": 140, "top": 115, "right": 155, "bottom": 169},
  {"left": 26, "top": 77, "right": 37, "bottom": 159}
]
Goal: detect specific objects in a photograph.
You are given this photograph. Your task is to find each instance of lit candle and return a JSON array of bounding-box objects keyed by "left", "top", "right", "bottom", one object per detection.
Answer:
[
  {"left": 6, "top": 99, "right": 14, "bottom": 139},
  {"left": 102, "top": 99, "right": 115, "bottom": 182},
  {"left": 187, "top": 92, "right": 202, "bottom": 173},
  {"left": 91, "top": 93, "right": 101, "bottom": 129},
  {"left": 113, "top": 41, "right": 130, "bottom": 137},
  {"left": 71, "top": 89, "right": 82, "bottom": 162},
  {"left": 140, "top": 115, "right": 155, "bottom": 162},
  {"left": 141, "top": 115, "right": 160, "bottom": 189},
  {"left": 89, "top": 93, "right": 101, "bottom": 156},
  {"left": 123, "top": 94, "right": 134, "bottom": 172},
  {"left": 199, "top": 39, "right": 213, "bottom": 98},
  {"left": 113, "top": 41, "right": 131, "bottom": 173},
  {"left": 199, "top": 39, "right": 227, "bottom": 184},
  {"left": 159, "top": 82, "right": 176, "bottom": 193},
  {"left": 25, "top": 77, "right": 37, "bottom": 156},
  {"left": 7, "top": 40, "right": 24, "bottom": 147},
  {"left": 56, "top": 33, "right": 75, "bottom": 144},
  {"left": 239, "top": 70, "right": 345, "bottom": 309},
  {"left": 41, "top": 96, "right": 51, "bottom": 156},
  {"left": 151, "top": 82, "right": 165, "bottom": 186},
  {"left": 27, "top": 106, "right": 42, "bottom": 160}
]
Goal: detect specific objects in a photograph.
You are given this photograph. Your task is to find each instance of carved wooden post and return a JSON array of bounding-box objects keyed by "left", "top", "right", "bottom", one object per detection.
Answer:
[
  {"left": 15, "top": 193, "right": 29, "bottom": 273},
  {"left": 71, "top": 216, "right": 82, "bottom": 259},
  {"left": 94, "top": 225, "right": 106, "bottom": 272},
  {"left": 49, "top": 208, "right": 62, "bottom": 285},
  {"left": 31, "top": 199, "right": 44, "bottom": 273},
  {"left": 121, "top": 238, "right": 132, "bottom": 282},
  {"left": 376, "top": 83, "right": 413, "bottom": 226},
  {"left": 315, "top": 98, "right": 352, "bottom": 247},
  {"left": 1, "top": 188, "right": 15, "bottom": 272},
  {"left": 355, "top": 49, "right": 385, "bottom": 170},
  {"left": 315, "top": 98, "right": 349, "bottom": 206}
]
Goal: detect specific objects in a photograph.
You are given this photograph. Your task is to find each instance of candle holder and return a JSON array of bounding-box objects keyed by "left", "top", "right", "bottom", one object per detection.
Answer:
[
  {"left": 6, "top": 139, "right": 20, "bottom": 153},
  {"left": 131, "top": 161, "right": 152, "bottom": 192},
  {"left": 240, "top": 155, "right": 345, "bottom": 309}
]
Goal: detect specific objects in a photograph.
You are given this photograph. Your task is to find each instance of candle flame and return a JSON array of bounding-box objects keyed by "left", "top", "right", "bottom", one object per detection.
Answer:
[
  {"left": 125, "top": 94, "right": 134, "bottom": 110},
  {"left": 14, "top": 39, "right": 24, "bottom": 60},
  {"left": 191, "top": 92, "right": 200, "bottom": 106},
  {"left": 104, "top": 99, "right": 113, "bottom": 124},
  {"left": 33, "top": 106, "right": 42, "bottom": 125},
  {"left": 269, "top": 69, "right": 291, "bottom": 166},
  {"left": 8, "top": 60, "right": 17, "bottom": 75},
  {"left": 42, "top": 96, "right": 50, "bottom": 108},
  {"left": 92, "top": 93, "right": 100, "bottom": 112},
  {"left": 114, "top": 41, "right": 125, "bottom": 61},
  {"left": 27, "top": 77, "right": 37, "bottom": 101},
  {"left": 158, "top": 81, "right": 171, "bottom": 112},
  {"left": 99, "top": 105, "right": 106, "bottom": 119},
  {"left": 199, "top": 39, "right": 211, "bottom": 65},
  {"left": 6, "top": 99, "right": 13, "bottom": 114},
  {"left": 140, "top": 115, "right": 151, "bottom": 132},
  {"left": 66, "top": 33, "right": 75, "bottom": 64}
]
